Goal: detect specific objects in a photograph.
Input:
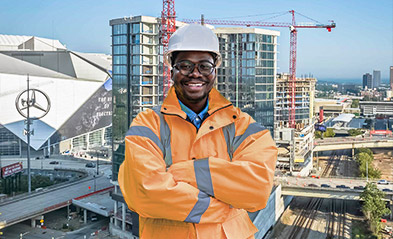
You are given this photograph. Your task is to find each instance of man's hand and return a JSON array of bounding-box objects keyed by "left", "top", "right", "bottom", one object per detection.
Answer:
[{"left": 168, "top": 160, "right": 197, "bottom": 188}]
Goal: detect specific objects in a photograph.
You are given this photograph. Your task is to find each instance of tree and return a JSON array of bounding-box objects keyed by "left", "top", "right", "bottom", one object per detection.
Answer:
[
  {"left": 355, "top": 148, "right": 374, "bottom": 160},
  {"left": 356, "top": 151, "right": 380, "bottom": 179},
  {"left": 348, "top": 128, "right": 364, "bottom": 136},
  {"left": 360, "top": 183, "right": 390, "bottom": 236},
  {"left": 351, "top": 99, "right": 359, "bottom": 108},
  {"left": 323, "top": 128, "right": 335, "bottom": 138},
  {"left": 314, "top": 130, "right": 323, "bottom": 139}
]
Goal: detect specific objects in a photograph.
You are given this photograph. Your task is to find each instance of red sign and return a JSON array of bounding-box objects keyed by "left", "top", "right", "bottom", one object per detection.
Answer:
[{"left": 1, "top": 162, "right": 23, "bottom": 178}]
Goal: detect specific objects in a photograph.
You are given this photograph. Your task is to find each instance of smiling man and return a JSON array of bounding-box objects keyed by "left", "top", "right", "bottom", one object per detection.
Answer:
[{"left": 118, "top": 24, "right": 278, "bottom": 239}]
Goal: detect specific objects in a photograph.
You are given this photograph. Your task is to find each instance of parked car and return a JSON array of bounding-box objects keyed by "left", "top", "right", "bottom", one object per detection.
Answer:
[
  {"left": 336, "top": 185, "right": 350, "bottom": 189},
  {"left": 378, "top": 179, "right": 389, "bottom": 185},
  {"left": 353, "top": 186, "right": 365, "bottom": 190},
  {"left": 382, "top": 188, "right": 393, "bottom": 192},
  {"left": 321, "top": 184, "right": 331, "bottom": 188},
  {"left": 307, "top": 184, "right": 318, "bottom": 187},
  {"left": 85, "top": 162, "right": 96, "bottom": 168},
  {"left": 49, "top": 161, "right": 59, "bottom": 165}
]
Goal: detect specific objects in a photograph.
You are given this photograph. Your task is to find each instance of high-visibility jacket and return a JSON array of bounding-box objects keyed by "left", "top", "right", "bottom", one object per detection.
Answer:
[{"left": 118, "top": 87, "right": 278, "bottom": 239}]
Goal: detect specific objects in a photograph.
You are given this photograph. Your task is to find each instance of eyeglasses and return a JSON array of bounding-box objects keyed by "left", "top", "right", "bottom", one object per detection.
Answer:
[{"left": 173, "top": 60, "right": 216, "bottom": 76}]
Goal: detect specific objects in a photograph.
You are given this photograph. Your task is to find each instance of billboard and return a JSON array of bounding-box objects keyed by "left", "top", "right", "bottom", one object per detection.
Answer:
[{"left": 1, "top": 162, "right": 23, "bottom": 178}]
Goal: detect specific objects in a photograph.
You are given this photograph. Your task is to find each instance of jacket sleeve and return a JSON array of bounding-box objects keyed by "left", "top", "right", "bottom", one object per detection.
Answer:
[
  {"left": 168, "top": 116, "right": 278, "bottom": 212},
  {"left": 118, "top": 110, "right": 231, "bottom": 224}
]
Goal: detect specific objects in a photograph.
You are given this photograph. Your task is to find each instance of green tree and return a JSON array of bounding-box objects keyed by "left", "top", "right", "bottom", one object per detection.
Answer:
[
  {"left": 360, "top": 183, "right": 390, "bottom": 236},
  {"left": 348, "top": 128, "right": 364, "bottom": 136},
  {"left": 314, "top": 130, "right": 323, "bottom": 139},
  {"left": 351, "top": 99, "right": 359, "bottom": 108},
  {"left": 322, "top": 128, "right": 335, "bottom": 138},
  {"left": 356, "top": 152, "right": 380, "bottom": 179},
  {"left": 355, "top": 148, "right": 374, "bottom": 160}
]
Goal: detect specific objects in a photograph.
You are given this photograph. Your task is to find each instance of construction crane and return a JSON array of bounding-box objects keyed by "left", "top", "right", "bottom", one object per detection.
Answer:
[
  {"left": 183, "top": 10, "right": 336, "bottom": 128},
  {"left": 161, "top": 0, "right": 176, "bottom": 98}
]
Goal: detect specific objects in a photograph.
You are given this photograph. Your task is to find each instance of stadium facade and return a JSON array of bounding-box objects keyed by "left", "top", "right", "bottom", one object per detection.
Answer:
[{"left": 0, "top": 34, "right": 112, "bottom": 157}]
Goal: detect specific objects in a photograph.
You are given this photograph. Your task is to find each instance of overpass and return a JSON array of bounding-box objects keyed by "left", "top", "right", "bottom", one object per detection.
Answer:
[
  {"left": 0, "top": 175, "right": 112, "bottom": 229},
  {"left": 314, "top": 136, "right": 393, "bottom": 152},
  {"left": 276, "top": 176, "right": 393, "bottom": 201}
]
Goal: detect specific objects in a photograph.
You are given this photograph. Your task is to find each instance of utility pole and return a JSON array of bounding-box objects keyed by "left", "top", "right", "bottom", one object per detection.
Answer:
[
  {"left": 15, "top": 75, "right": 51, "bottom": 194},
  {"left": 26, "top": 76, "right": 32, "bottom": 193}
]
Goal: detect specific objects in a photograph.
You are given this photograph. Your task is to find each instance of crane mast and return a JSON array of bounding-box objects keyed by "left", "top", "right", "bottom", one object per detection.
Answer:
[{"left": 161, "top": 0, "right": 176, "bottom": 98}]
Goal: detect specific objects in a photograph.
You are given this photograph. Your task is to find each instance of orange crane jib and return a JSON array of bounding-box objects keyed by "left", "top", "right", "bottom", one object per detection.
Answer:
[{"left": 182, "top": 10, "right": 335, "bottom": 128}]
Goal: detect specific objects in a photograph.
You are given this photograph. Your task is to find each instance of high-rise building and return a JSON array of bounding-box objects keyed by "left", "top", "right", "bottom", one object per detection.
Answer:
[
  {"left": 363, "top": 73, "right": 372, "bottom": 89},
  {"left": 373, "top": 70, "right": 381, "bottom": 88},
  {"left": 109, "top": 16, "right": 188, "bottom": 238},
  {"left": 109, "top": 16, "right": 161, "bottom": 238},
  {"left": 390, "top": 66, "right": 393, "bottom": 90},
  {"left": 274, "top": 73, "right": 316, "bottom": 175},
  {"left": 213, "top": 28, "right": 280, "bottom": 132}
]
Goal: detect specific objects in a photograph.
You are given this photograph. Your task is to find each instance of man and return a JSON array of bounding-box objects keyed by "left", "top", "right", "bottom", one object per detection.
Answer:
[{"left": 118, "top": 24, "right": 277, "bottom": 239}]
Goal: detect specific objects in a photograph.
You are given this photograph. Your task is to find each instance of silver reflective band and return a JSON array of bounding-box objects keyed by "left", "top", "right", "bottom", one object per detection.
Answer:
[
  {"left": 152, "top": 106, "right": 173, "bottom": 167},
  {"left": 222, "top": 123, "right": 236, "bottom": 161},
  {"left": 194, "top": 159, "right": 214, "bottom": 197},
  {"left": 184, "top": 191, "right": 210, "bottom": 223},
  {"left": 233, "top": 123, "right": 266, "bottom": 155},
  {"left": 125, "top": 126, "right": 164, "bottom": 154}
]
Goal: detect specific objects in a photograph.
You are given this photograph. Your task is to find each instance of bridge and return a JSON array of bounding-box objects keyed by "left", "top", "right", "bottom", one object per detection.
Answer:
[
  {"left": 276, "top": 176, "right": 393, "bottom": 200},
  {"left": 277, "top": 176, "right": 393, "bottom": 219},
  {"left": 0, "top": 175, "right": 112, "bottom": 229},
  {"left": 314, "top": 136, "right": 393, "bottom": 152}
]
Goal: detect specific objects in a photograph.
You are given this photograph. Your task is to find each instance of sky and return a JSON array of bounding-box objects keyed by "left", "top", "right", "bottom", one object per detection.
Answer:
[{"left": 1, "top": 0, "right": 392, "bottom": 82}]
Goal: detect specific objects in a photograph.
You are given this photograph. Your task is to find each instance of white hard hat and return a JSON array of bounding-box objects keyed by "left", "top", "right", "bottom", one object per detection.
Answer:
[{"left": 164, "top": 24, "right": 222, "bottom": 67}]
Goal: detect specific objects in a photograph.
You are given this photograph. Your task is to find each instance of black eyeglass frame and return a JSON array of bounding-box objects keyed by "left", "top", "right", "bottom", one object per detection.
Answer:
[{"left": 173, "top": 60, "right": 216, "bottom": 76}]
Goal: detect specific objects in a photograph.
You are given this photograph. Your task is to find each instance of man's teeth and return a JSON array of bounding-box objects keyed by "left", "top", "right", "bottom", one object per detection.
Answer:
[{"left": 188, "top": 83, "right": 203, "bottom": 87}]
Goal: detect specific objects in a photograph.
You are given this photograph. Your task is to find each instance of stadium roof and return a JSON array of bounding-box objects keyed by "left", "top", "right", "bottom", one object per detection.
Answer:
[
  {"left": 0, "top": 39, "right": 111, "bottom": 150},
  {"left": 332, "top": 113, "right": 355, "bottom": 123}
]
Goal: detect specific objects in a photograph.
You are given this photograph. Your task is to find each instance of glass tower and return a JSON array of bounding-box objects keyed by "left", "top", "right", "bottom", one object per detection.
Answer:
[
  {"left": 110, "top": 16, "right": 162, "bottom": 181},
  {"left": 214, "top": 28, "right": 279, "bottom": 132}
]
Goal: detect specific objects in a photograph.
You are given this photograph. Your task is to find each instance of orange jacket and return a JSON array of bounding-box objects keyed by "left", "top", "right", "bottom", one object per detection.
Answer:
[{"left": 118, "top": 87, "right": 277, "bottom": 239}]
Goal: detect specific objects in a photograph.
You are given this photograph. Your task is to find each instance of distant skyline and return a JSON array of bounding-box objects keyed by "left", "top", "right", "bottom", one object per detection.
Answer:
[{"left": 1, "top": 0, "right": 392, "bottom": 81}]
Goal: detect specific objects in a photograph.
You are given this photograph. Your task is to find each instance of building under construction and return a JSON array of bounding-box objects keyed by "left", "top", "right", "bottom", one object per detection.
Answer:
[{"left": 274, "top": 73, "right": 316, "bottom": 176}]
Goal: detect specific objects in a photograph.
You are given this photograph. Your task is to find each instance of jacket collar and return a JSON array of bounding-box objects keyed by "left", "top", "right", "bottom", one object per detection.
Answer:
[{"left": 161, "top": 87, "right": 233, "bottom": 118}]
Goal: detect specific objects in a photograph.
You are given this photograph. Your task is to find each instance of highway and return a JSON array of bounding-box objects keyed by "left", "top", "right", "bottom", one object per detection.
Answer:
[
  {"left": 0, "top": 173, "right": 112, "bottom": 229},
  {"left": 277, "top": 176, "right": 393, "bottom": 200},
  {"left": 314, "top": 136, "right": 393, "bottom": 151}
]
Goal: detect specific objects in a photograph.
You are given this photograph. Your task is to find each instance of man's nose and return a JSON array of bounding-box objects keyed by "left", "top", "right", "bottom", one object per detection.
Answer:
[{"left": 188, "top": 65, "right": 202, "bottom": 77}]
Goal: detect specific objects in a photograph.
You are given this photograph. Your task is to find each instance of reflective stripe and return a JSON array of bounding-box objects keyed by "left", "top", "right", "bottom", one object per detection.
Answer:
[
  {"left": 152, "top": 106, "right": 173, "bottom": 167},
  {"left": 194, "top": 159, "right": 214, "bottom": 196},
  {"left": 222, "top": 123, "right": 235, "bottom": 161},
  {"left": 125, "top": 126, "right": 164, "bottom": 154},
  {"left": 184, "top": 191, "right": 210, "bottom": 223},
  {"left": 233, "top": 122, "right": 266, "bottom": 154}
]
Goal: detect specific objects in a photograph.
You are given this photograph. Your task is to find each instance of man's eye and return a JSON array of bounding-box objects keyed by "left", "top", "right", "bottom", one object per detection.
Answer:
[
  {"left": 180, "top": 63, "right": 193, "bottom": 70},
  {"left": 200, "top": 64, "right": 212, "bottom": 70}
]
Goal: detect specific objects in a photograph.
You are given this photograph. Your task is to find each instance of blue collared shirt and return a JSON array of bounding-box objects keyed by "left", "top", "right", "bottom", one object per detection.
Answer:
[{"left": 178, "top": 99, "right": 209, "bottom": 129}]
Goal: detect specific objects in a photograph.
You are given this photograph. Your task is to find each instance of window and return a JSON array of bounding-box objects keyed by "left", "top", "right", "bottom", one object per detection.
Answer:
[
  {"left": 132, "top": 23, "right": 140, "bottom": 33},
  {"left": 113, "top": 24, "right": 127, "bottom": 35},
  {"left": 113, "top": 55, "right": 127, "bottom": 64},
  {"left": 131, "top": 35, "right": 140, "bottom": 44},
  {"left": 113, "top": 45, "right": 127, "bottom": 55},
  {"left": 113, "top": 35, "right": 127, "bottom": 44}
]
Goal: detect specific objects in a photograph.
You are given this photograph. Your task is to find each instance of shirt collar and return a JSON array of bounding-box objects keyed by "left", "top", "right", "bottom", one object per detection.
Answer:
[{"left": 178, "top": 99, "right": 209, "bottom": 123}]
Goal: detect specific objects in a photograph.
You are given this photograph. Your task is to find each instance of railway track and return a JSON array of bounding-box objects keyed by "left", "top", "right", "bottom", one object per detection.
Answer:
[
  {"left": 326, "top": 199, "right": 347, "bottom": 239},
  {"left": 287, "top": 198, "right": 323, "bottom": 239}
]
